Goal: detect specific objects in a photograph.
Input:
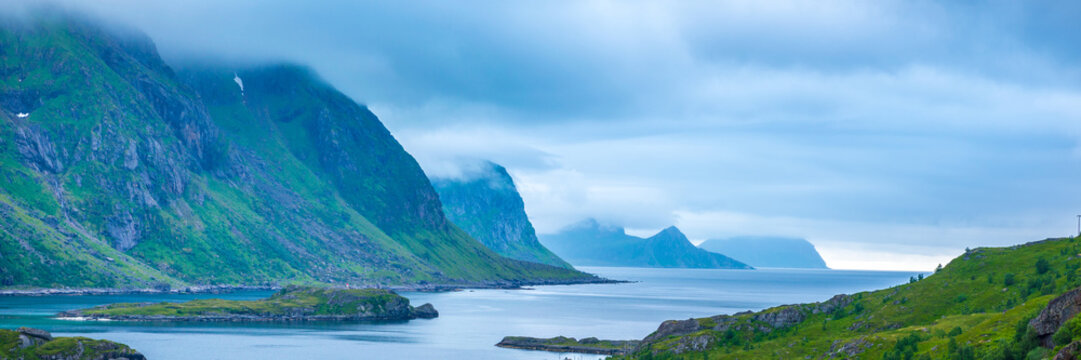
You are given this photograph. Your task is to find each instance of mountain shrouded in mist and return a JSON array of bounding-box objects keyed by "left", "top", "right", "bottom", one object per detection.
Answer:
[
  {"left": 698, "top": 236, "right": 829, "bottom": 269},
  {"left": 539, "top": 219, "right": 751, "bottom": 269},
  {"left": 0, "top": 13, "right": 594, "bottom": 288},
  {"left": 431, "top": 161, "right": 572, "bottom": 269}
]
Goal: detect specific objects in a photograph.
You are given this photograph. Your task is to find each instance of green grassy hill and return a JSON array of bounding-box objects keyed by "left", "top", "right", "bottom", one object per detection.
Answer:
[
  {"left": 620, "top": 237, "right": 1081, "bottom": 359},
  {"left": 0, "top": 13, "right": 594, "bottom": 289}
]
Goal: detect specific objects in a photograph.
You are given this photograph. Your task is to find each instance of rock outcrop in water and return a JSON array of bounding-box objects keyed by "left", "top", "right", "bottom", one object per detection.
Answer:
[
  {"left": 0, "top": 327, "right": 144, "bottom": 360},
  {"left": 57, "top": 286, "right": 438, "bottom": 322},
  {"left": 496, "top": 336, "right": 640, "bottom": 355}
]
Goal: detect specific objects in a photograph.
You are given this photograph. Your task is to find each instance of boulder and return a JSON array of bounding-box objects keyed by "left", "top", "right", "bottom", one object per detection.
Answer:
[
  {"left": 753, "top": 305, "right": 806, "bottom": 329},
  {"left": 1031, "top": 287, "right": 1081, "bottom": 347},
  {"left": 413, "top": 303, "right": 439, "bottom": 319},
  {"left": 643, "top": 318, "right": 705, "bottom": 343},
  {"left": 1056, "top": 341, "right": 1081, "bottom": 360},
  {"left": 17, "top": 327, "right": 52, "bottom": 348}
]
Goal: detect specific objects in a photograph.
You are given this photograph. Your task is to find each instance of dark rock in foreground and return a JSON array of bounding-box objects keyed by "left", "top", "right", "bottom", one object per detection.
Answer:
[
  {"left": 0, "top": 327, "right": 144, "bottom": 360},
  {"left": 1032, "top": 287, "right": 1081, "bottom": 347},
  {"left": 57, "top": 286, "right": 438, "bottom": 322},
  {"left": 496, "top": 336, "right": 640, "bottom": 355}
]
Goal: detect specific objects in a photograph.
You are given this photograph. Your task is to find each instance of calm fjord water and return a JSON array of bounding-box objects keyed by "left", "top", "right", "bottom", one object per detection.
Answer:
[{"left": 0, "top": 267, "right": 920, "bottom": 359}]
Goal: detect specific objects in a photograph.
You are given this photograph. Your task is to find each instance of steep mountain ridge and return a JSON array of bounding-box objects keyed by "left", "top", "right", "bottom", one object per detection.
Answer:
[
  {"left": 430, "top": 161, "right": 572, "bottom": 268},
  {"left": 0, "top": 14, "right": 593, "bottom": 288},
  {"left": 540, "top": 220, "right": 750, "bottom": 269}
]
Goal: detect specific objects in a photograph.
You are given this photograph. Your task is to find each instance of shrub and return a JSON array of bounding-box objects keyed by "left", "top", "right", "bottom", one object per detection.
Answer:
[
  {"left": 882, "top": 332, "right": 922, "bottom": 360},
  {"left": 1036, "top": 258, "right": 1050, "bottom": 275},
  {"left": 1004, "top": 273, "right": 1016, "bottom": 286},
  {"left": 948, "top": 337, "right": 976, "bottom": 360},
  {"left": 1053, "top": 326, "right": 1072, "bottom": 347},
  {"left": 948, "top": 327, "right": 963, "bottom": 337}
]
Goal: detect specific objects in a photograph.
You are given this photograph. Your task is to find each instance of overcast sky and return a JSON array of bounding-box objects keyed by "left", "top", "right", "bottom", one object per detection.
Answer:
[{"left": 34, "top": 0, "right": 1081, "bottom": 270}]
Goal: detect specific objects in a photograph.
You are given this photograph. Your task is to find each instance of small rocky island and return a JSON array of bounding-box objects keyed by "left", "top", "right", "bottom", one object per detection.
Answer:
[
  {"left": 58, "top": 286, "right": 438, "bottom": 322},
  {"left": 496, "top": 336, "right": 640, "bottom": 355},
  {"left": 0, "top": 327, "right": 144, "bottom": 360}
]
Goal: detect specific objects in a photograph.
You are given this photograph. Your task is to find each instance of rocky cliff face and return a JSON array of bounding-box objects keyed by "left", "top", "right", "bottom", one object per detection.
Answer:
[
  {"left": 540, "top": 220, "right": 751, "bottom": 269},
  {"left": 431, "top": 161, "right": 571, "bottom": 268},
  {"left": 0, "top": 14, "right": 590, "bottom": 288},
  {"left": 1032, "top": 287, "right": 1081, "bottom": 347}
]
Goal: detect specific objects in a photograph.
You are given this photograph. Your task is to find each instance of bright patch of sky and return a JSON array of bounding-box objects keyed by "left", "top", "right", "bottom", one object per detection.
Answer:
[{"left": 37, "top": 0, "right": 1081, "bottom": 270}]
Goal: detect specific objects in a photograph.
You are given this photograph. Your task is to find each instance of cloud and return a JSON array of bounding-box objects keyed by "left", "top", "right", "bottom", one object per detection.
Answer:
[{"left": 32, "top": 0, "right": 1081, "bottom": 270}]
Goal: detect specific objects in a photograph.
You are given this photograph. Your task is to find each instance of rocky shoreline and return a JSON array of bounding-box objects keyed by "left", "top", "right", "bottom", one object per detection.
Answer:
[
  {"left": 57, "top": 304, "right": 439, "bottom": 322},
  {"left": 55, "top": 286, "right": 439, "bottom": 323},
  {"left": 0, "top": 277, "right": 625, "bottom": 296},
  {"left": 496, "top": 336, "right": 640, "bottom": 355},
  {"left": 0, "top": 327, "right": 145, "bottom": 359},
  {"left": 0, "top": 284, "right": 279, "bottom": 297},
  {"left": 389, "top": 277, "right": 627, "bottom": 292}
]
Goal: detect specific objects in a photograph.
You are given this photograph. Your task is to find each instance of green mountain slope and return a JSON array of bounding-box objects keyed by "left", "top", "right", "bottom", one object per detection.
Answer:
[
  {"left": 540, "top": 220, "right": 751, "bottom": 269},
  {"left": 698, "top": 236, "right": 829, "bottom": 269},
  {"left": 430, "top": 161, "right": 572, "bottom": 268},
  {"left": 618, "top": 236, "right": 1081, "bottom": 360},
  {"left": 0, "top": 14, "right": 594, "bottom": 288}
]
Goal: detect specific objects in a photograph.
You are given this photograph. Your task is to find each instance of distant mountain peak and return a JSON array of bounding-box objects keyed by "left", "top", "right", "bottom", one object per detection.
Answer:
[
  {"left": 653, "top": 226, "right": 686, "bottom": 239},
  {"left": 566, "top": 218, "right": 626, "bottom": 235},
  {"left": 698, "top": 236, "right": 828, "bottom": 269},
  {"left": 541, "top": 219, "right": 750, "bottom": 269}
]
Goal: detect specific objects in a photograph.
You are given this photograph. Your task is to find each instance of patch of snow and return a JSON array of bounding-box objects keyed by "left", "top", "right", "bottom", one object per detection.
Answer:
[
  {"left": 16, "top": 113, "right": 29, "bottom": 118},
  {"left": 233, "top": 73, "right": 244, "bottom": 92}
]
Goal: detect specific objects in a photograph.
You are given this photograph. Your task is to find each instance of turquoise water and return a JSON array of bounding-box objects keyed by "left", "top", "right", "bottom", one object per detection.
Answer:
[{"left": 0, "top": 267, "right": 921, "bottom": 359}]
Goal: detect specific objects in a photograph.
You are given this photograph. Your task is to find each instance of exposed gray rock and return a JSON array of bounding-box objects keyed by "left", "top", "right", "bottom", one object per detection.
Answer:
[
  {"left": 105, "top": 211, "right": 140, "bottom": 252},
  {"left": 1031, "top": 287, "right": 1081, "bottom": 347},
  {"left": 1055, "top": 340, "right": 1081, "bottom": 360},
  {"left": 14, "top": 124, "right": 63, "bottom": 173},
  {"left": 829, "top": 338, "right": 870, "bottom": 358},
  {"left": 643, "top": 318, "right": 706, "bottom": 343},
  {"left": 123, "top": 139, "right": 138, "bottom": 169},
  {"left": 754, "top": 305, "right": 806, "bottom": 329},
  {"left": 813, "top": 294, "right": 853, "bottom": 315},
  {"left": 669, "top": 333, "right": 715, "bottom": 354},
  {"left": 413, "top": 303, "right": 438, "bottom": 319},
  {"left": 17, "top": 327, "right": 52, "bottom": 348}
]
